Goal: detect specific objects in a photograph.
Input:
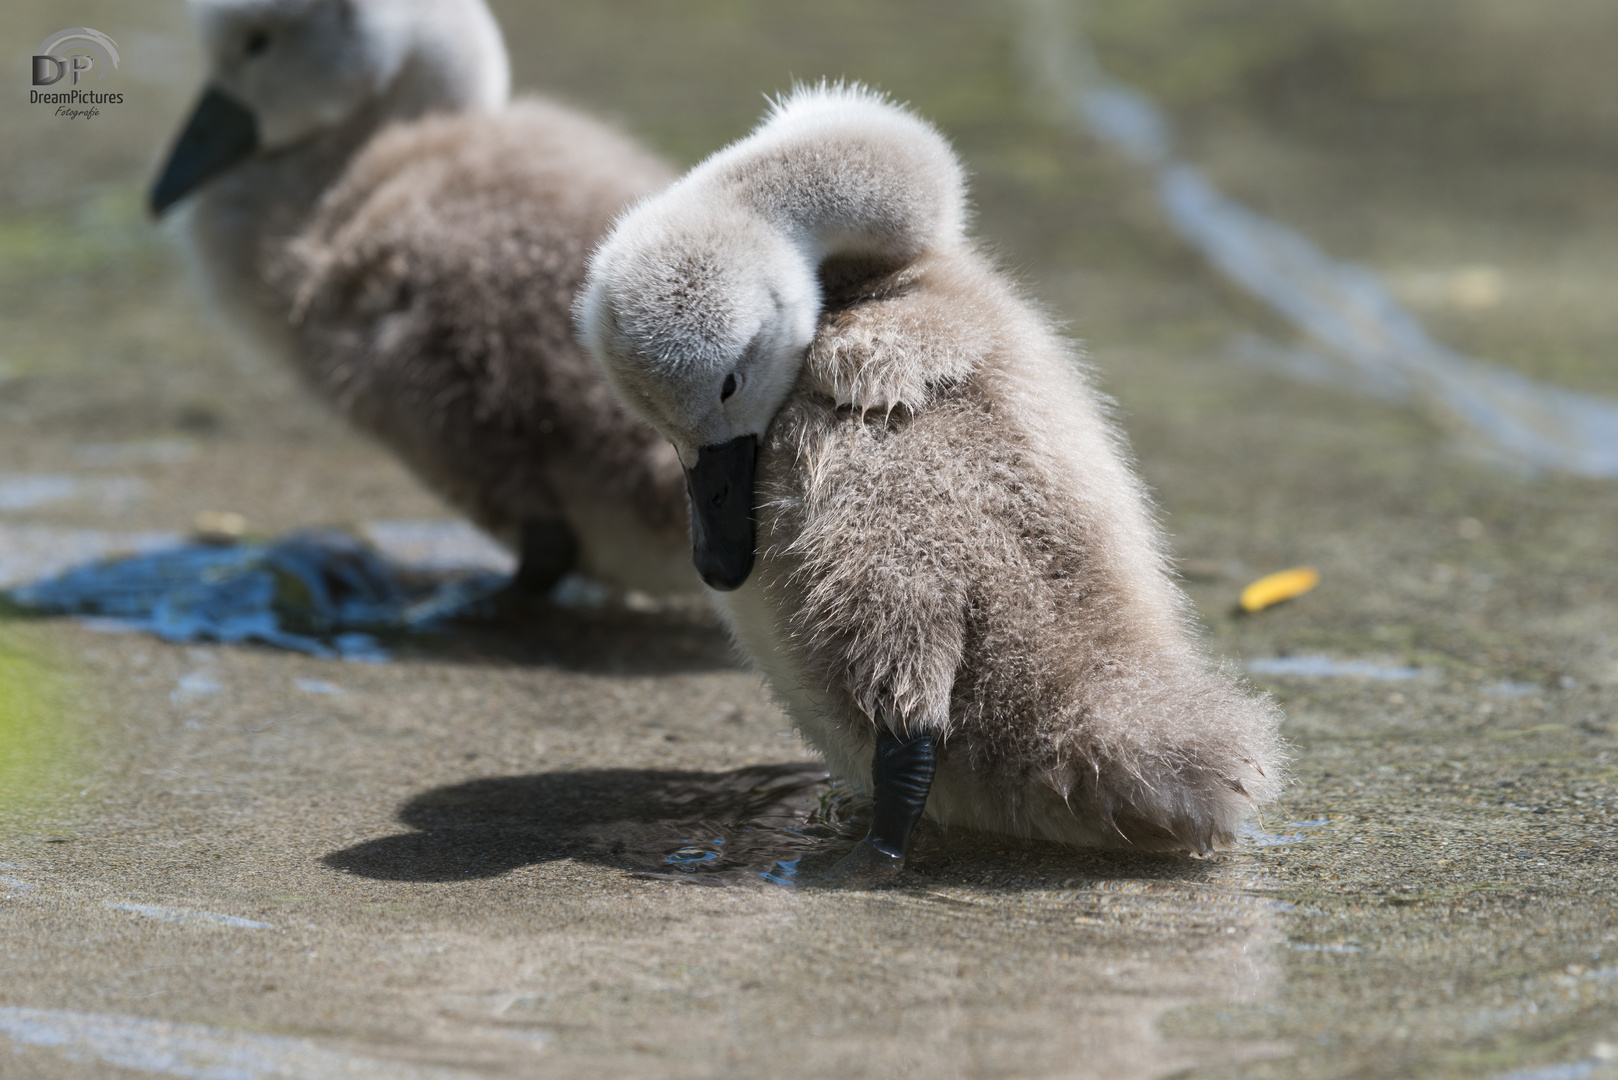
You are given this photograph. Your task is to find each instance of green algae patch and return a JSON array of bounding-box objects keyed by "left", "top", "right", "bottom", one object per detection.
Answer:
[{"left": 0, "top": 627, "right": 79, "bottom": 816}]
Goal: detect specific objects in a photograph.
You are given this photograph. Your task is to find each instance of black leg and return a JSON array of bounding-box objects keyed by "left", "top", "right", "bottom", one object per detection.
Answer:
[
  {"left": 451, "top": 517, "right": 577, "bottom": 624},
  {"left": 867, "top": 728, "right": 937, "bottom": 858},
  {"left": 831, "top": 728, "right": 936, "bottom": 882},
  {"left": 511, "top": 517, "right": 578, "bottom": 597}
]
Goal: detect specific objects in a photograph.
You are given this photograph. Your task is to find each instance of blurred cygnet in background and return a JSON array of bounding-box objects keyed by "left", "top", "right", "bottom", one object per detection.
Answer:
[{"left": 151, "top": 0, "right": 691, "bottom": 612}]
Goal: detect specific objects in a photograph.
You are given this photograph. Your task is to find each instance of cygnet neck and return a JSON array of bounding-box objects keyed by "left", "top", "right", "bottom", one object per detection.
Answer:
[
  {"left": 697, "top": 92, "right": 966, "bottom": 288},
  {"left": 377, "top": 4, "right": 509, "bottom": 126},
  {"left": 223, "top": 15, "right": 507, "bottom": 231}
]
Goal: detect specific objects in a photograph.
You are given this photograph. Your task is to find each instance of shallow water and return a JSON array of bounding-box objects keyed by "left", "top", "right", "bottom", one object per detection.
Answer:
[
  {"left": 1020, "top": 0, "right": 1618, "bottom": 479},
  {"left": 0, "top": 1007, "right": 484, "bottom": 1080},
  {"left": 3, "top": 0, "right": 1618, "bottom": 1077},
  {"left": 1246, "top": 655, "right": 1423, "bottom": 681},
  {"left": 325, "top": 762, "right": 848, "bottom": 888}
]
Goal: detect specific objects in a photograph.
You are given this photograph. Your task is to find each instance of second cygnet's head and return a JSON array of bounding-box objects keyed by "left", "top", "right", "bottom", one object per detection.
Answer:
[{"left": 150, "top": 0, "right": 509, "bottom": 215}]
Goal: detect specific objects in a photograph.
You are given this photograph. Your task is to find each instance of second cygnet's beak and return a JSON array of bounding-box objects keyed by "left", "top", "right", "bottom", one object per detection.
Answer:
[
  {"left": 149, "top": 86, "right": 260, "bottom": 217},
  {"left": 684, "top": 435, "right": 758, "bottom": 591}
]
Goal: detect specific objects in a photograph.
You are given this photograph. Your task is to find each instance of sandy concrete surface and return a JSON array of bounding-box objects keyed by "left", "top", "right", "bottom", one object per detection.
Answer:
[
  {"left": 0, "top": 615, "right": 1282, "bottom": 1079},
  {"left": 4, "top": 1, "right": 1618, "bottom": 1078}
]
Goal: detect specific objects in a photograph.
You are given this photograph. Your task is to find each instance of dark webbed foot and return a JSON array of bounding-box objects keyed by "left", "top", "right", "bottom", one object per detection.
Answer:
[
  {"left": 452, "top": 517, "right": 578, "bottom": 624},
  {"left": 828, "top": 838, "right": 906, "bottom": 883},
  {"left": 826, "top": 728, "right": 936, "bottom": 883}
]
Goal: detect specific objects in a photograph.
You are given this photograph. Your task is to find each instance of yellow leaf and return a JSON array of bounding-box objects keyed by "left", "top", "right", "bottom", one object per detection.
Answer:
[{"left": 1239, "top": 566, "right": 1320, "bottom": 613}]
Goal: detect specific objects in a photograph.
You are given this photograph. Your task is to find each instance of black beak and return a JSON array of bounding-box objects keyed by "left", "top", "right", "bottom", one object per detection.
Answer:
[
  {"left": 684, "top": 435, "right": 758, "bottom": 591},
  {"left": 149, "top": 86, "right": 260, "bottom": 217}
]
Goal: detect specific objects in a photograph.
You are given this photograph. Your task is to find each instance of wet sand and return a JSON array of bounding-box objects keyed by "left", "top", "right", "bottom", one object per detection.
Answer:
[{"left": 3, "top": 1, "right": 1618, "bottom": 1077}]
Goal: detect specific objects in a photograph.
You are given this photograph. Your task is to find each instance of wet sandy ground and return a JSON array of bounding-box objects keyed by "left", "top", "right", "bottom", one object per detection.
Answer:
[{"left": 3, "top": 1, "right": 1618, "bottom": 1077}]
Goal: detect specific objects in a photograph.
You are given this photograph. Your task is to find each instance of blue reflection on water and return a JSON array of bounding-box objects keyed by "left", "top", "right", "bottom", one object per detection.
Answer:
[
  {"left": 758, "top": 858, "right": 801, "bottom": 888},
  {"left": 1247, "top": 655, "right": 1421, "bottom": 681}
]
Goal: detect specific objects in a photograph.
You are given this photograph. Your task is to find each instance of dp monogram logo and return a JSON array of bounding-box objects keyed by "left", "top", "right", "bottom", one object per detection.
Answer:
[{"left": 32, "top": 27, "right": 120, "bottom": 86}]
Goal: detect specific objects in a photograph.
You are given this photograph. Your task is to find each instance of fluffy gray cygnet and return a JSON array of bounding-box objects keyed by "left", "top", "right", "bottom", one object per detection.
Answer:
[
  {"left": 150, "top": 0, "right": 691, "bottom": 603},
  {"left": 579, "top": 85, "right": 1286, "bottom": 878}
]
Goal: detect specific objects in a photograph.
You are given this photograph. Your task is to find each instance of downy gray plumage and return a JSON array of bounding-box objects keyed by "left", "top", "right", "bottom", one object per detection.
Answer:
[
  {"left": 152, "top": 0, "right": 691, "bottom": 600},
  {"left": 579, "top": 85, "right": 1286, "bottom": 875}
]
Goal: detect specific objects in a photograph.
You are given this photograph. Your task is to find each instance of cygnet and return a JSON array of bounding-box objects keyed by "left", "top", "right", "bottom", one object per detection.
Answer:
[
  {"left": 579, "top": 85, "right": 1285, "bottom": 877},
  {"left": 151, "top": 0, "right": 690, "bottom": 606}
]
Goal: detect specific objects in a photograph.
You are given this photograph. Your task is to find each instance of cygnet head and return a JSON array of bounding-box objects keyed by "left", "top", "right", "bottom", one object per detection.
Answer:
[
  {"left": 150, "top": 0, "right": 509, "bottom": 216},
  {"left": 582, "top": 207, "right": 820, "bottom": 468},
  {"left": 579, "top": 85, "right": 965, "bottom": 591},
  {"left": 579, "top": 201, "right": 820, "bottom": 591}
]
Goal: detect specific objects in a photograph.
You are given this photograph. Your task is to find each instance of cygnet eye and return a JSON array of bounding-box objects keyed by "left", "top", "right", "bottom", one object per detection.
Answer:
[
  {"left": 721, "top": 372, "right": 739, "bottom": 401},
  {"left": 244, "top": 29, "right": 271, "bottom": 57}
]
